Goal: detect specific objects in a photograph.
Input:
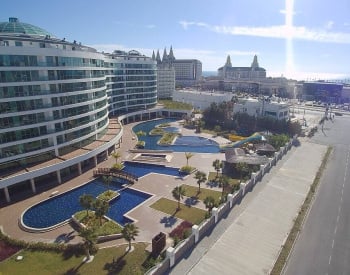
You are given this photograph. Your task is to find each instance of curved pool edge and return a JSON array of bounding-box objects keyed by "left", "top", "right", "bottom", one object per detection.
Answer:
[
  {"left": 19, "top": 179, "right": 106, "bottom": 232},
  {"left": 19, "top": 207, "right": 71, "bottom": 233}
]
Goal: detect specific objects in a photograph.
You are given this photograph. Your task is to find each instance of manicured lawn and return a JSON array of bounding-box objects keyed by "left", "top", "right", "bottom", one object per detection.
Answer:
[
  {"left": 181, "top": 184, "right": 222, "bottom": 203},
  {"left": 0, "top": 243, "right": 151, "bottom": 275},
  {"left": 150, "top": 198, "right": 206, "bottom": 225}
]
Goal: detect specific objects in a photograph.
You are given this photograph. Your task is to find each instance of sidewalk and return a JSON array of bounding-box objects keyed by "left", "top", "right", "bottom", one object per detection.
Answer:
[{"left": 170, "top": 140, "right": 327, "bottom": 275}]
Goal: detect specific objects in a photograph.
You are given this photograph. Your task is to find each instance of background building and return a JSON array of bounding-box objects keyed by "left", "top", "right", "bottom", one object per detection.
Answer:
[
  {"left": 173, "top": 89, "right": 233, "bottom": 110},
  {"left": 232, "top": 97, "right": 290, "bottom": 120},
  {"left": 218, "top": 55, "right": 266, "bottom": 80},
  {"left": 155, "top": 46, "right": 202, "bottom": 88},
  {"left": 300, "top": 82, "right": 343, "bottom": 103},
  {"left": 152, "top": 49, "right": 175, "bottom": 99}
]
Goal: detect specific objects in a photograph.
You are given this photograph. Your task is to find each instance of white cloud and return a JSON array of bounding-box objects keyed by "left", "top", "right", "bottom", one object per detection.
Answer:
[
  {"left": 325, "top": 20, "right": 334, "bottom": 30},
  {"left": 145, "top": 24, "right": 156, "bottom": 29},
  {"left": 225, "top": 50, "right": 258, "bottom": 56},
  {"left": 179, "top": 20, "right": 350, "bottom": 44}
]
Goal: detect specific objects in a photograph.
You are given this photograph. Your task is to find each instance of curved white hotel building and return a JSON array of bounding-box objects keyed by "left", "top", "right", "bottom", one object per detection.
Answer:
[{"left": 0, "top": 18, "right": 158, "bottom": 202}]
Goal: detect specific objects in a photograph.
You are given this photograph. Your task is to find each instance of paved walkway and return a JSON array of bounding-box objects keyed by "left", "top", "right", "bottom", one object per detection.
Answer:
[
  {"left": 170, "top": 139, "right": 327, "bottom": 274},
  {"left": 0, "top": 119, "right": 227, "bottom": 249}
]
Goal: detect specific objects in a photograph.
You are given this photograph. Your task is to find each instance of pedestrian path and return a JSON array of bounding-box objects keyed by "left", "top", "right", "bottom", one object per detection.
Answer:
[{"left": 170, "top": 140, "right": 327, "bottom": 275}]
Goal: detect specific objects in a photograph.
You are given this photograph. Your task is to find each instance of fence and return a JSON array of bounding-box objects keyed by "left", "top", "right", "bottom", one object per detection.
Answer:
[{"left": 146, "top": 136, "right": 297, "bottom": 275}]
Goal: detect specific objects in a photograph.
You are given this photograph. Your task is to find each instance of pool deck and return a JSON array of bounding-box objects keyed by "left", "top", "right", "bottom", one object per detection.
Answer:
[{"left": 0, "top": 119, "right": 227, "bottom": 248}]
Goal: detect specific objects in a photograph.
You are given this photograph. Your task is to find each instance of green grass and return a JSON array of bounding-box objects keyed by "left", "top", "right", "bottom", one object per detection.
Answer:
[
  {"left": 97, "top": 190, "right": 119, "bottom": 201},
  {"left": 158, "top": 132, "right": 178, "bottom": 145},
  {"left": 182, "top": 184, "right": 222, "bottom": 203},
  {"left": 150, "top": 198, "right": 206, "bottom": 225},
  {"left": 0, "top": 243, "right": 151, "bottom": 275},
  {"left": 149, "top": 128, "right": 165, "bottom": 135},
  {"left": 158, "top": 99, "right": 193, "bottom": 110}
]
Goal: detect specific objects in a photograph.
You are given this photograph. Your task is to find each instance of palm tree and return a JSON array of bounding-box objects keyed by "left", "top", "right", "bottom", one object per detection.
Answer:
[
  {"left": 92, "top": 198, "right": 109, "bottom": 226},
  {"left": 122, "top": 223, "right": 139, "bottom": 251},
  {"left": 185, "top": 152, "right": 194, "bottom": 166},
  {"left": 212, "top": 159, "right": 223, "bottom": 178},
  {"left": 172, "top": 186, "right": 186, "bottom": 210},
  {"left": 111, "top": 151, "right": 121, "bottom": 164},
  {"left": 194, "top": 171, "right": 207, "bottom": 193},
  {"left": 236, "top": 162, "right": 249, "bottom": 183},
  {"left": 218, "top": 174, "right": 230, "bottom": 201},
  {"left": 112, "top": 162, "right": 124, "bottom": 171},
  {"left": 102, "top": 175, "right": 113, "bottom": 189},
  {"left": 79, "top": 194, "right": 94, "bottom": 217},
  {"left": 79, "top": 227, "right": 98, "bottom": 262},
  {"left": 204, "top": 196, "right": 216, "bottom": 214}
]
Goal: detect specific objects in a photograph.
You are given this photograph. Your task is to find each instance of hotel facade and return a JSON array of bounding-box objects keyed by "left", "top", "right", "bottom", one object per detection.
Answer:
[{"left": 0, "top": 18, "right": 162, "bottom": 202}]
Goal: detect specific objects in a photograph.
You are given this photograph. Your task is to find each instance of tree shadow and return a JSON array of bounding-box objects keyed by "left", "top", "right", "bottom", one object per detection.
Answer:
[
  {"left": 61, "top": 244, "right": 84, "bottom": 260},
  {"left": 184, "top": 196, "right": 199, "bottom": 206},
  {"left": 160, "top": 216, "right": 177, "bottom": 227},
  {"left": 64, "top": 261, "right": 85, "bottom": 275},
  {"left": 103, "top": 251, "right": 128, "bottom": 275},
  {"left": 55, "top": 231, "right": 76, "bottom": 244},
  {"left": 206, "top": 181, "right": 219, "bottom": 188}
]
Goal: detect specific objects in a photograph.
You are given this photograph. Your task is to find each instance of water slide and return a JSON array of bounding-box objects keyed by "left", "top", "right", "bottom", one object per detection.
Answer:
[{"left": 220, "top": 133, "right": 264, "bottom": 151}]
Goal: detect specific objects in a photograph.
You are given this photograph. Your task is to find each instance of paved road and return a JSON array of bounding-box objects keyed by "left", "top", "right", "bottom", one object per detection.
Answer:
[{"left": 284, "top": 115, "right": 350, "bottom": 275}]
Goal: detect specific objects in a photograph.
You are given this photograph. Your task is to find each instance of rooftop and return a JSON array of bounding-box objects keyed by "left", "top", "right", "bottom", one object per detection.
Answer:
[{"left": 0, "top": 17, "right": 55, "bottom": 38}]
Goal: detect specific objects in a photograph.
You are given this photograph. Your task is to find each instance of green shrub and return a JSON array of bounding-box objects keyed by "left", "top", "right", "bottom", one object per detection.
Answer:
[
  {"left": 158, "top": 132, "right": 178, "bottom": 145},
  {"left": 97, "top": 190, "right": 119, "bottom": 201}
]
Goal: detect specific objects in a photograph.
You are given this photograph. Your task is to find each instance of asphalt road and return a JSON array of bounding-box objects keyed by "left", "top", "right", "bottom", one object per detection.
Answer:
[{"left": 284, "top": 114, "right": 350, "bottom": 275}]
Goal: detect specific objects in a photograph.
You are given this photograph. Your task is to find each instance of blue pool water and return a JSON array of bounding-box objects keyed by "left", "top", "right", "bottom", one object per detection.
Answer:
[
  {"left": 162, "top": 126, "right": 181, "bottom": 133},
  {"left": 122, "top": 161, "right": 181, "bottom": 178},
  {"left": 22, "top": 179, "right": 151, "bottom": 229},
  {"left": 132, "top": 119, "right": 220, "bottom": 153}
]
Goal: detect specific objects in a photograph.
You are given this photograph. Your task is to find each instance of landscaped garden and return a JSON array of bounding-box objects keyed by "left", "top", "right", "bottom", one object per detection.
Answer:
[
  {"left": 150, "top": 198, "right": 206, "bottom": 225},
  {"left": 181, "top": 184, "right": 222, "bottom": 203},
  {"left": 0, "top": 242, "right": 155, "bottom": 275}
]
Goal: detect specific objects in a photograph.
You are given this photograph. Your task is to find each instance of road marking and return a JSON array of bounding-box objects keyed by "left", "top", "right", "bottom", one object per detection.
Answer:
[
  {"left": 329, "top": 255, "right": 332, "bottom": 265},
  {"left": 334, "top": 225, "right": 338, "bottom": 234},
  {"left": 332, "top": 239, "right": 335, "bottom": 249},
  {"left": 337, "top": 214, "right": 340, "bottom": 223}
]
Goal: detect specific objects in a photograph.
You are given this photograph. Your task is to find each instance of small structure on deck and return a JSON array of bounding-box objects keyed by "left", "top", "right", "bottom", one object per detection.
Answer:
[
  {"left": 224, "top": 148, "right": 269, "bottom": 165},
  {"left": 93, "top": 167, "right": 138, "bottom": 183}
]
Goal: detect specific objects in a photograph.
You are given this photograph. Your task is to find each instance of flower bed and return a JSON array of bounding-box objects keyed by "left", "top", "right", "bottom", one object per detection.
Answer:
[{"left": 0, "top": 240, "right": 21, "bottom": 262}]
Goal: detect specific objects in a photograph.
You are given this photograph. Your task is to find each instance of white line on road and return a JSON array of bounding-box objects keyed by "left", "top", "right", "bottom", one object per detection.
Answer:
[
  {"left": 334, "top": 225, "right": 338, "bottom": 234},
  {"left": 332, "top": 239, "right": 335, "bottom": 249},
  {"left": 329, "top": 255, "right": 332, "bottom": 265},
  {"left": 337, "top": 214, "right": 340, "bottom": 224}
]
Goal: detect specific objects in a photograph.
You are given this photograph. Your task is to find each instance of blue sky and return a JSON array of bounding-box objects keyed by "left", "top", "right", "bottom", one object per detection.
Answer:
[{"left": 2, "top": 0, "right": 350, "bottom": 80}]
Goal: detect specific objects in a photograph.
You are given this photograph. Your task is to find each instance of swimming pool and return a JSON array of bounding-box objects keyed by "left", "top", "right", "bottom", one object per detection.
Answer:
[
  {"left": 132, "top": 119, "right": 220, "bottom": 153},
  {"left": 21, "top": 179, "right": 151, "bottom": 230},
  {"left": 122, "top": 161, "right": 182, "bottom": 178}
]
